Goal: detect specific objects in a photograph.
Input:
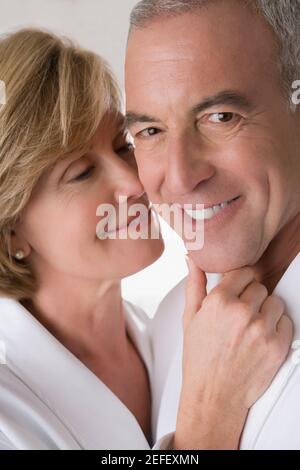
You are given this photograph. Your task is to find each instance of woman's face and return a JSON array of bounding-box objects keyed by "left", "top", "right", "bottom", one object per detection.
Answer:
[{"left": 14, "top": 113, "right": 164, "bottom": 283}]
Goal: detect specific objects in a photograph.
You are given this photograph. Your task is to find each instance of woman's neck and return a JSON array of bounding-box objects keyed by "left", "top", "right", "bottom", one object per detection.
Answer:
[{"left": 22, "top": 272, "right": 129, "bottom": 365}]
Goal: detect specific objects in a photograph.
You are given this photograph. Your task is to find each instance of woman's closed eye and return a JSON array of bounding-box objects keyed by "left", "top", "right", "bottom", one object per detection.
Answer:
[
  {"left": 65, "top": 141, "right": 134, "bottom": 183},
  {"left": 70, "top": 165, "right": 96, "bottom": 183}
]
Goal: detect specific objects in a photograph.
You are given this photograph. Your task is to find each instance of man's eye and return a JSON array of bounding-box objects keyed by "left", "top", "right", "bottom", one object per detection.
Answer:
[
  {"left": 136, "top": 127, "right": 160, "bottom": 138},
  {"left": 208, "top": 112, "right": 237, "bottom": 123},
  {"left": 72, "top": 166, "right": 95, "bottom": 182}
]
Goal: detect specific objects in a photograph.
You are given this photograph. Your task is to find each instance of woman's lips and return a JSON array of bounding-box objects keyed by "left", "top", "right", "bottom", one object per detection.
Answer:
[{"left": 107, "top": 205, "right": 151, "bottom": 234}]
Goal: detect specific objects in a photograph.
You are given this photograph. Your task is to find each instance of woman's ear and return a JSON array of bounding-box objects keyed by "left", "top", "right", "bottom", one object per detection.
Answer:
[{"left": 10, "top": 227, "right": 31, "bottom": 260}]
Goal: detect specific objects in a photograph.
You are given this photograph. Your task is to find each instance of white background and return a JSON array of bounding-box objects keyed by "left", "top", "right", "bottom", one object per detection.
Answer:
[{"left": 0, "top": 0, "right": 187, "bottom": 317}]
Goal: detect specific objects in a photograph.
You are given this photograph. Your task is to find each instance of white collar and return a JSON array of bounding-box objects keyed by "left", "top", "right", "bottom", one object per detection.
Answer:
[
  {"left": 0, "top": 297, "right": 152, "bottom": 449},
  {"left": 274, "top": 252, "right": 300, "bottom": 338},
  {"left": 241, "top": 252, "right": 300, "bottom": 448}
]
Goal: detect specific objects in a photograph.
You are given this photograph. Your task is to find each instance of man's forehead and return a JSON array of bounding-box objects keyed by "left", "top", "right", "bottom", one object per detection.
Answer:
[
  {"left": 126, "top": 12, "right": 279, "bottom": 117},
  {"left": 126, "top": 4, "right": 277, "bottom": 72}
]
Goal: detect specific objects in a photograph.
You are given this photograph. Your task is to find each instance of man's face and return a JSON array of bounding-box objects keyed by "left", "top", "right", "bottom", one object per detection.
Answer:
[{"left": 125, "top": 0, "right": 300, "bottom": 273}]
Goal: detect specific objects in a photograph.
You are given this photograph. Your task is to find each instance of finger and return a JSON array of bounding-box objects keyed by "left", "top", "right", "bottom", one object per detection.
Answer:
[
  {"left": 260, "top": 295, "right": 285, "bottom": 332},
  {"left": 184, "top": 255, "right": 207, "bottom": 327},
  {"left": 215, "top": 266, "right": 256, "bottom": 298},
  {"left": 276, "top": 315, "right": 293, "bottom": 356},
  {"left": 239, "top": 281, "right": 269, "bottom": 314}
]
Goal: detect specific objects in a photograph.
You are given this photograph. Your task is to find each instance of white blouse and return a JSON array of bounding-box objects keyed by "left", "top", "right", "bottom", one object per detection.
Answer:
[{"left": 0, "top": 296, "right": 171, "bottom": 450}]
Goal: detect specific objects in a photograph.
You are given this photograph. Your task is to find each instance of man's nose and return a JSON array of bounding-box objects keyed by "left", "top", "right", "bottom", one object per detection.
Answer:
[{"left": 164, "top": 133, "right": 215, "bottom": 196}]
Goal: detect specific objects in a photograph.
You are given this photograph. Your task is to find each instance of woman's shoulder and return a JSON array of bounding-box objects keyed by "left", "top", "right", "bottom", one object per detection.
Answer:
[
  {"left": 0, "top": 364, "right": 80, "bottom": 450},
  {"left": 0, "top": 295, "right": 20, "bottom": 311},
  {"left": 0, "top": 430, "right": 17, "bottom": 450},
  {"left": 0, "top": 295, "right": 31, "bottom": 328}
]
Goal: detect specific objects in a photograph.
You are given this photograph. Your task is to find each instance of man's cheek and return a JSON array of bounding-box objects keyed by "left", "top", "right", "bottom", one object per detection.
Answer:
[{"left": 137, "top": 164, "right": 158, "bottom": 190}]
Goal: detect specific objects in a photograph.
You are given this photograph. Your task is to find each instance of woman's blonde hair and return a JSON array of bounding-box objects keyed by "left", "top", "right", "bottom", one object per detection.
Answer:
[{"left": 0, "top": 28, "right": 120, "bottom": 300}]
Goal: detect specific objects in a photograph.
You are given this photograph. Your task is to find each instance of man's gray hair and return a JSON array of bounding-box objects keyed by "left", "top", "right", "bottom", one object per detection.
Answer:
[{"left": 129, "top": 0, "right": 300, "bottom": 105}]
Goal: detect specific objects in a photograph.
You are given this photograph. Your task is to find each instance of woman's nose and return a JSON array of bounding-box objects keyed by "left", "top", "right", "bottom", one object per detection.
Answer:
[{"left": 113, "top": 164, "right": 145, "bottom": 203}]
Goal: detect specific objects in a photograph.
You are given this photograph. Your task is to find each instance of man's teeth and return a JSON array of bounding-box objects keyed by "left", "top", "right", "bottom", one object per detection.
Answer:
[{"left": 184, "top": 200, "right": 231, "bottom": 220}]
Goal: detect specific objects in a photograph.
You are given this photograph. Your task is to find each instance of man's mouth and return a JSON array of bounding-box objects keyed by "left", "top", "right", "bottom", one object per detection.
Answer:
[{"left": 182, "top": 196, "right": 241, "bottom": 221}]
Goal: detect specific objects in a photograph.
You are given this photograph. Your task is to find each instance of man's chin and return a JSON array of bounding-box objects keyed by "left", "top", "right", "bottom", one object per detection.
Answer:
[{"left": 187, "top": 247, "right": 255, "bottom": 274}]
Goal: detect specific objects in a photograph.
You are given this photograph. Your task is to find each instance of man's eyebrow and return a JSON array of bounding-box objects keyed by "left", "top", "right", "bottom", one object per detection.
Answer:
[
  {"left": 125, "top": 91, "right": 254, "bottom": 128},
  {"left": 125, "top": 112, "right": 161, "bottom": 128},
  {"left": 192, "top": 90, "right": 254, "bottom": 114}
]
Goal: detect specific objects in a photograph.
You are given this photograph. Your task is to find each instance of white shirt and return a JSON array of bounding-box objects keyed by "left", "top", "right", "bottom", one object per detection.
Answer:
[
  {"left": 151, "top": 252, "right": 300, "bottom": 450},
  {"left": 0, "top": 297, "right": 169, "bottom": 450}
]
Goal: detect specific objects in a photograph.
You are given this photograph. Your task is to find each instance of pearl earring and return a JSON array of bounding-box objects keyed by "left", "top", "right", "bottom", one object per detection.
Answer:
[{"left": 15, "top": 250, "right": 25, "bottom": 260}]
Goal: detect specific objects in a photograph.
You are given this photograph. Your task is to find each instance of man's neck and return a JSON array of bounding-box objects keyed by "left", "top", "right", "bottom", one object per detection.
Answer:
[{"left": 253, "top": 211, "right": 300, "bottom": 294}]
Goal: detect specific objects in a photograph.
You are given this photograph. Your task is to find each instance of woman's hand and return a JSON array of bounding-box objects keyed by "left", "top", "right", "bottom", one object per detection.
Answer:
[{"left": 173, "top": 256, "right": 293, "bottom": 450}]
